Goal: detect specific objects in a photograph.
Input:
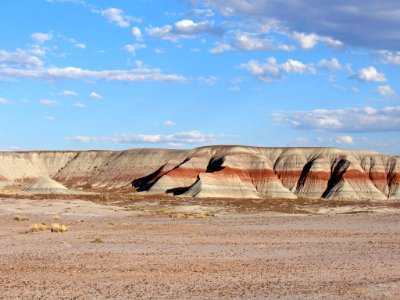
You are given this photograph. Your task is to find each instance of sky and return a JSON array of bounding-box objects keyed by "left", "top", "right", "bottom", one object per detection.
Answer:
[{"left": 0, "top": 0, "right": 399, "bottom": 154}]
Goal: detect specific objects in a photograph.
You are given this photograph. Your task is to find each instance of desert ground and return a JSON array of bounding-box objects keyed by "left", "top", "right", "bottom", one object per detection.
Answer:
[{"left": 1, "top": 196, "right": 400, "bottom": 299}]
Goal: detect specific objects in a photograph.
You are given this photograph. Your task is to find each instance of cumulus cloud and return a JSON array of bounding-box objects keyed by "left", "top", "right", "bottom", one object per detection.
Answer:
[
  {"left": 209, "top": 42, "right": 234, "bottom": 54},
  {"left": 31, "top": 32, "right": 53, "bottom": 43},
  {"left": 40, "top": 99, "right": 59, "bottom": 106},
  {"left": 98, "top": 8, "right": 138, "bottom": 28},
  {"left": 198, "top": 0, "right": 400, "bottom": 50},
  {"left": 75, "top": 43, "right": 86, "bottom": 49},
  {"left": 377, "top": 50, "right": 400, "bottom": 65},
  {"left": 0, "top": 65, "right": 186, "bottom": 83},
  {"left": 66, "top": 130, "right": 220, "bottom": 145},
  {"left": 89, "top": 92, "right": 102, "bottom": 99},
  {"left": 316, "top": 58, "right": 342, "bottom": 71},
  {"left": 377, "top": 85, "right": 395, "bottom": 96},
  {"left": 240, "top": 57, "right": 321, "bottom": 82},
  {"left": 131, "top": 27, "right": 142, "bottom": 40},
  {"left": 210, "top": 32, "right": 293, "bottom": 54},
  {"left": 352, "top": 66, "right": 386, "bottom": 82},
  {"left": 273, "top": 106, "right": 400, "bottom": 132},
  {"left": 123, "top": 43, "right": 146, "bottom": 54},
  {"left": 291, "top": 32, "right": 343, "bottom": 50},
  {"left": 291, "top": 32, "right": 318, "bottom": 50},
  {"left": 163, "top": 120, "right": 175, "bottom": 126},
  {"left": 62, "top": 90, "right": 78, "bottom": 97},
  {"left": 281, "top": 59, "right": 314, "bottom": 74},
  {"left": 335, "top": 135, "right": 354, "bottom": 145},
  {"left": 0, "top": 49, "right": 42, "bottom": 67},
  {"left": 147, "top": 19, "right": 223, "bottom": 42}
]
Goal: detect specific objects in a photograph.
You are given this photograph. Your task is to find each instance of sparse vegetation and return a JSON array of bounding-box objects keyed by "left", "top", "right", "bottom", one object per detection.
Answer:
[
  {"left": 51, "top": 223, "right": 69, "bottom": 233},
  {"left": 30, "top": 223, "right": 47, "bottom": 232},
  {"left": 93, "top": 235, "right": 103, "bottom": 243},
  {"left": 14, "top": 215, "right": 29, "bottom": 221},
  {"left": 53, "top": 214, "right": 61, "bottom": 221}
]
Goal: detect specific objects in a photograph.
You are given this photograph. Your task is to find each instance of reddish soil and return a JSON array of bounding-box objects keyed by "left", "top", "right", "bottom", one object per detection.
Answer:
[{"left": 1, "top": 197, "right": 400, "bottom": 299}]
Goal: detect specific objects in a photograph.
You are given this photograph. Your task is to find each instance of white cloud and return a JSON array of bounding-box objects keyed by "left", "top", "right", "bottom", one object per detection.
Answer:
[
  {"left": 99, "top": 8, "right": 135, "bottom": 28},
  {"left": 199, "top": 0, "right": 400, "bottom": 50},
  {"left": 123, "top": 43, "right": 146, "bottom": 54},
  {"left": 190, "top": 8, "right": 215, "bottom": 17},
  {"left": 75, "top": 43, "right": 86, "bottom": 49},
  {"left": 321, "top": 37, "right": 344, "bottom": 50},
  {"left": 353, "top": 66, "right": 386, "bottom": 82},
  {"left": 335, "top": 135, "right": 354, "bottom": 145},
  {"left": 163, "top": 120, "right": 175, "bottom": 126},
  {"left": 0, "top": 49, "right": 42, "bottom": 67},
  {"left": 209, "top": 42, "right": 234, "bottom": 54},
  {"left": 291, "top": 32, "right": 344, "bottom": 50},
  {"left": 241, "top": 57, "right": 318, "bottom": 82},
  {"left": 281, "top": 59, "right": 314, "bottom": 74},
  {"left": 0, "top": 65, "right": 186, "bottom": 83},
  {"left": 197, "top": 76, "right": 218, "bottom": 86},
  {"left": 317, "top": 58, "right": 342, "bottom": 71},
  {"left": 377, "top": 85, "right": 395, "bottom": 96},
  {"left": 147, "top": 19, "right": 223, "bottom": 42},
  {"left": 62, "top": 90, "right": 78, "bottom": 97},
  {"left": 31, "top": 32, "right": 53, "bottom": 43},
  {"left": 235, "top": 32, "right": 292, "bottom": 52},
  {"left": 291, "top": 32, "right": 318, "bottom": 49},
  {"left": 40, "top": 99, "right": 59, "bottom": 106},
  {"left": 209, "top": 31, "right": 293, "bottom": 54},
  {"left": 89, "top": 92, "right": 102, "bottom": 99},
  {"left": 73, "top": 102, "right": 86, "bottom": 109},
  {"left": 0, "top": 97, "right": 8, "bottom": 104},
  {"left": 377, "top": 50, "right": 400, "bottom": 65},
  {"left": 240, "top": 57, "right": 281, "bottom": 82},
  {"left": 66, "top": 130, "right": 220, "bottom": 145},
  {"left": 273, "top": 106, "right": 400, "bottom": 132},
  {"left": 131, "top": 27, "right": 142, "bottom": 40}
]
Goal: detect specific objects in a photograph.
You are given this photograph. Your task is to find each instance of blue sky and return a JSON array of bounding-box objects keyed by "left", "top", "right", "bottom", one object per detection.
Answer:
[{"left": 0, "top": 0, "right": 399, "bottom": 154}]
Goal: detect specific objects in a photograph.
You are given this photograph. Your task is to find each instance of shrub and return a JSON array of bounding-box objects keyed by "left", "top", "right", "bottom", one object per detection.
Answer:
[{"left": 14, "top": 215, "right": 29, "bottom": 221}]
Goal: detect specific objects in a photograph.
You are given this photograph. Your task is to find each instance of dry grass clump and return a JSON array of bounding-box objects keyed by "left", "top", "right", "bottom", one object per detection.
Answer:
[
  {"left": 92, "top": 236, "right": 103, "bottom": 243},
  {"left": 30, "top": 223, "right": 47, "bottom": 232},
  {"left": 14, "top": 215, "right": 30, "bottom": 222},
  {"left": 51, "top": 223, "right": 69, "bottom": 233}
]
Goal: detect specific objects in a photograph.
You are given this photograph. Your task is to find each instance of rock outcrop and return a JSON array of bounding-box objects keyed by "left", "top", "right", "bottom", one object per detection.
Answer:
[{"left": 0, "top": 146, "right": 399, "bottom": 200}]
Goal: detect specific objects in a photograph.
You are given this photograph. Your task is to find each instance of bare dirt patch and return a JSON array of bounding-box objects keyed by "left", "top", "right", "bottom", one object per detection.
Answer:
[{"left": 1, "top": 196, "right": 400, "bottom": 298}]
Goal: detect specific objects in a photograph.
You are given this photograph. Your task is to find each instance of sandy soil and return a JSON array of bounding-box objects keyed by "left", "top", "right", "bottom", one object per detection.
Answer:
[{"left": 1, "top": 198, "right": 400, "bottom": 299}]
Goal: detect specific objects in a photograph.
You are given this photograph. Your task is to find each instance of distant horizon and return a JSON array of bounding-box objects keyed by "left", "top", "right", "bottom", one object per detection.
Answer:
[
  {"left": 0, "top": 144, "right": 396, "bottom": 157},
  {"left": 0, "top": 1, "right": 399, "bottom": 154}
]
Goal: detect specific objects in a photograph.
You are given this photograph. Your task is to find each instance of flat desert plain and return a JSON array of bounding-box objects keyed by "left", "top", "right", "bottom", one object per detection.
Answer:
[{"left": 1, "top": 197, "right": 400, "bottom": 299}]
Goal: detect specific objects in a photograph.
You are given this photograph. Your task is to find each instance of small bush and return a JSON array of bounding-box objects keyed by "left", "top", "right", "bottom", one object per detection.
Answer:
[
  {"left": 14, "top": 215, "right": 29, "bottom": 222},
  {"left": 51, "top": 223, "right": 69, "bottom": 233},
  {"left": 31, "top": 223, "right": 47, "bottom": 232},
  {"left": 93, "top": 236, "right": 103, "bottom": 243}
]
